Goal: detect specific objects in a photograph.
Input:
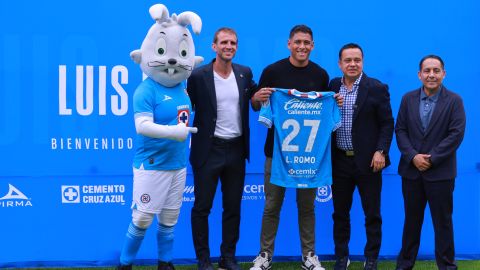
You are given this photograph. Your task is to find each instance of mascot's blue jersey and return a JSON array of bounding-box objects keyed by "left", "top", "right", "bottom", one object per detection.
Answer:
[
  {"left": 259, "top": 88, "right": 341, "bottom": 188},
  {"left": 133, "top": 78, "right": 192, "bottom": 170}
]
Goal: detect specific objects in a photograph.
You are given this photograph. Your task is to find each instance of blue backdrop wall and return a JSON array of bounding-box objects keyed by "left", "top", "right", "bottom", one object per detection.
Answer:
[{"left": 1, "top": 0, "right": 479, "bottom": 267}]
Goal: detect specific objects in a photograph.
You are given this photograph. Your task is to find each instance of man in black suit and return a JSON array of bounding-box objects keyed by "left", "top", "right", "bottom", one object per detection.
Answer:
[
  {"left": 187, "top": 27, "right": 257, "bottom": 270},
  {"left": 395, "top": 55, "right": 466, "bottom": 270},
  {"left": 329, "top": 43, "right": 394, "bottom": 270}
]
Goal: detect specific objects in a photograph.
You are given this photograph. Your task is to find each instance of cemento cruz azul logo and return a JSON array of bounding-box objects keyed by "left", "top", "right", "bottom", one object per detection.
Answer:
[
  {"left": 315, "top": 185, "right": 332, "bottom": 203},
  {"left": 62, "top": 186, "right": 80, "bottom": 203},
  {"left": 61, "top": 184, "right": 126, "bottom": 205},
  {"left": 0, "top": 184, "right": 33, "bottom": 207}
]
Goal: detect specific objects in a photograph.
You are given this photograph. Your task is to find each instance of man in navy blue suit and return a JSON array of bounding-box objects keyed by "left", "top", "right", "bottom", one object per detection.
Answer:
[
  {"left": 187, "top": 27, "right": 257, "bottom": 270},
  {"left": 395, "top": 55, "right": 466, "bottom": 270}
]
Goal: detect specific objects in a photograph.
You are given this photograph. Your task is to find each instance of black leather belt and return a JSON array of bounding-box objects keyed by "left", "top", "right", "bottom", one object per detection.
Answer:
[
  {"left": 338, "top": 149, "right": 355, "bottom": 156},
  {"left": 213, "top": 136, "right": 242, "bottom": 144}
]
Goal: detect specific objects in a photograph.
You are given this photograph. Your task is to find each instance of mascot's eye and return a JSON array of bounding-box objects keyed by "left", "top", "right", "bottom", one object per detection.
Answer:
[
  {"left": 179, "top": 40, "right": 189, "bottom": 58},
  {"left": 155, "top": 38, "right": 167, "bottom": 56}
]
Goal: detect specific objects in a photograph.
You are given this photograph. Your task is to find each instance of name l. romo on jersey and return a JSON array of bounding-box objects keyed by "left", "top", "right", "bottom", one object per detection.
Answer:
[{"left": 285, "top": 155, "right": 316, "bottom": 164}]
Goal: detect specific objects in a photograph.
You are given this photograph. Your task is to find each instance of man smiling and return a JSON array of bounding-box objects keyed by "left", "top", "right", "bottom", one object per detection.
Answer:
[
  {"left": 395, "top": 55, "right": 466, "bottom": 270},
  {"left": 250, "top": 24, "right": 342, "bottom": 270},
  {"left": 329, "top": 43, "right": 394, "bottom": 270}
]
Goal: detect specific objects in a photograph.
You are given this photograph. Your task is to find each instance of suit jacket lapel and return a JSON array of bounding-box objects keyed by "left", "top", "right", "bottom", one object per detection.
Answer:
[
  {"left": 232, "top": 64, "right": 245, "bottom": 113},
  {"left": 411, "top": 88, "right": 423, "bottom": 134},
  {"left": 424, "top": 86, "right": 446, "bottom": 137},
  {"left": 353, "top": 75, "right": 368, "bottom": 123},
  {"left": 203, "top": 61, "right": 217, "bottom": 112}
]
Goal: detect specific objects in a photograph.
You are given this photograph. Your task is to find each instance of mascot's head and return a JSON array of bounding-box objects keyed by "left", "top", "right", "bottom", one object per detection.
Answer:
[{"left": 131, "top": 4, "right": 203, "bottom": 87}]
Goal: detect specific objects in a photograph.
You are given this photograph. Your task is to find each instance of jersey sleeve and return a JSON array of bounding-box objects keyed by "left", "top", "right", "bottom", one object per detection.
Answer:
[
  {"left": 258, "top": 97, "right": 273, "bottom": 128},
  {"left": 332, "top": 97, "right": 341, "bottom": 131},
  {"left": 133, "top": 82, "right": 155, "bottom": 119}
]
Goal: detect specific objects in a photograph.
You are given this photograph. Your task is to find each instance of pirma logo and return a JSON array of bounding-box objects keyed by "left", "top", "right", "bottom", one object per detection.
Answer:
[
  {"left": 0, "top": 183, "right": 33, "bottom": 207},
  {"left": 62, "top": 186, "right": 80, "bottom": 203},
  {"left": 315, "top": 185, "right": 332, "bottom": 203}
]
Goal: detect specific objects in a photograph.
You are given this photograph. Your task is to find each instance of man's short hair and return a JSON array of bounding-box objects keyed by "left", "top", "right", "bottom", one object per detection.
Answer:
[
  {"left": 419, "top": 54, "right": 445, "bottom": 70},
  {"left": 338, "top": 43, "right": 364, "bottom": 59},
  {"left": 289, "top": 24, "right": 313, "bottom": 40},
  {"left": 213, "top": 27, "right": 238, "bottom": 43}
]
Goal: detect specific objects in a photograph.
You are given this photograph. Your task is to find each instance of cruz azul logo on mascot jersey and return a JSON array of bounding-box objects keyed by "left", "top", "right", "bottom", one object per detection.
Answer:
[{"left": 177, "top": 106, "right": 190, "bottom": 125}]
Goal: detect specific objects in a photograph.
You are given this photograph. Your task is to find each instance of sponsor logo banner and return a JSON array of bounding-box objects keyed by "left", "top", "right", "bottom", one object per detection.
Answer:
[
  {"left": 61, "top": 184, "right": 126, "bottom": 205},
  {"left": 0, "top": 184, "right": 33, "bottom": 208},
  {"left": 315, "top": 185, "right": 332, "bottom": 203}
]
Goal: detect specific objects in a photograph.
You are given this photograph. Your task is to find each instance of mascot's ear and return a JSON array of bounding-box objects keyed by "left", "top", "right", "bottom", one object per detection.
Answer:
[
  {"left": 130, "top": 50, "right": 142, "bottom": 64},
  {"left": 177, "top": 11, "right": 202, "bottom": 34},
  {"left": 149, "top": 4, "right": 169, "bottom": 23},
  {"left": 194, "top": 56, "right": 204, "bottom": 68}
]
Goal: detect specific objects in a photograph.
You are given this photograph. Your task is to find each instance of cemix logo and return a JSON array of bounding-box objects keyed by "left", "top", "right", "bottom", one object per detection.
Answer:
[
  {"left": 0, "top": 184, "right": 33, "bottom": 207},
  {"left": 242, "top": 184, "right": 265, "bottom": 201},
  {"left": 61, "top": 184, "right": 126, "bottom": 205},
  {"left": 315, "top": 185, "right": 332, "bottom": 203}
]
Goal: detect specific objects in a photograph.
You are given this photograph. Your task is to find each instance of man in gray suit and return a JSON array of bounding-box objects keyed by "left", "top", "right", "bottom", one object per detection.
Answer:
[{"left": 395, "top": 55, "right": 466, "bottom": 270}]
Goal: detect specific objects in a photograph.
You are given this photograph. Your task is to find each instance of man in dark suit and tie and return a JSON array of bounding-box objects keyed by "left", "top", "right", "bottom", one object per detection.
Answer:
[
  {"left": 329, "top": 43, "right": 394, "bottom": 270},
  {"left": 395, "top": 55, "right": 466, "bottom": 270},
  {"left": 187, "top": 27, "right": 257, "bottom": 270}
]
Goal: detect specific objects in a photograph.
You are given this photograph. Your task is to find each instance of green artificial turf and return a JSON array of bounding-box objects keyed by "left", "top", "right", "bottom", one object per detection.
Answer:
[{"left": 23, "top": 260, "right": 480, "bottom": 270}]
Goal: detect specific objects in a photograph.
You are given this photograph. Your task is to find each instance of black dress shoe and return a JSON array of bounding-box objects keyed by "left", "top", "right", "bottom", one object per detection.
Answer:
[
  {"left": 394, "top": 264, "right": 413, "bottom": 270},
  {"left": 158, "top": 261, "right": 175, "bottom": 270},
  {"left": 334, "top": 256, "right": 350, "bottom": 270},
  {"left": 116, "top": 265, "right": 132, "bottom": 270},
  {"left": 218, "top": 256, "right": 241, "bottom": 270},
  {"left": 364, "top": 258, "right": 378, "bottom": 270},
  {"left": 198, "top": 260, "right": 214, "bottom": 270}
]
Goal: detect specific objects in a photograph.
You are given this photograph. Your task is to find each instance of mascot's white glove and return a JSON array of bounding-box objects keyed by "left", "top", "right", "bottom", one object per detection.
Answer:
[{"left": 135, "top": 115, "right": 197, "bottom": 142}]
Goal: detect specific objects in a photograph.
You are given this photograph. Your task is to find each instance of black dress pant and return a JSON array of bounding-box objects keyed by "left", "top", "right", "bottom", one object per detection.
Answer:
[
  {"left": 396, "top": 177, "right": 457, "bottom": 270},
  {"left": 191, "top": 137, "right": 245, "bottom": 262},
  {"left": 332, "top": 150, "right": 382, "bottom": 259}
]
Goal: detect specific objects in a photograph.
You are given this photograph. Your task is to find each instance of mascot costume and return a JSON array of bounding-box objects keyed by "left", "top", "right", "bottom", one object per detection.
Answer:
[{"left": 118, "top": 4, "right": 202, "bottom": 270}]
